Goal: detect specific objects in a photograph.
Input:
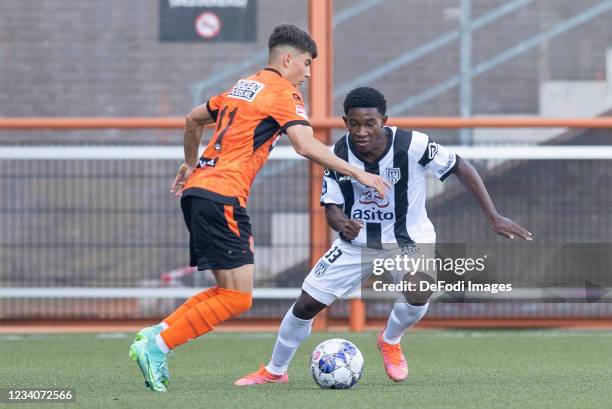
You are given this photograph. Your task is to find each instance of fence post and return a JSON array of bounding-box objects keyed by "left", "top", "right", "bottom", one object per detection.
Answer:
[
  {"left": 349, "top": 299, "right": 366, "bottom": 332},
  {"left": 309, "top": 0, "right": 333, "bottom": 331}
]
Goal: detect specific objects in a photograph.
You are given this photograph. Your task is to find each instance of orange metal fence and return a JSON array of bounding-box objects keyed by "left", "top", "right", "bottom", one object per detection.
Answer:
[
  {"left": 1, "top": 116, "right": 612, "bottom": 130},
  {"left": 2, "top": 116, "right": 611, "bottom": 331}
]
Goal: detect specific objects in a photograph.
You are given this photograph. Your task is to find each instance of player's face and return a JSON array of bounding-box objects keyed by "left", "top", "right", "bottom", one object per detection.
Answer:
[
  {"left": 286, "top": 51, "right": 312, "bottom": 87},
  {"left": 344, "top": 108, "right": 387, "bottom": 154}
]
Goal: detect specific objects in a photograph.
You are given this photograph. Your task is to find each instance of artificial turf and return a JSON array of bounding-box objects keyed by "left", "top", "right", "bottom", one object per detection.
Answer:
[{"left": 1, "top": 330, "right": 611, "bottom": 409}]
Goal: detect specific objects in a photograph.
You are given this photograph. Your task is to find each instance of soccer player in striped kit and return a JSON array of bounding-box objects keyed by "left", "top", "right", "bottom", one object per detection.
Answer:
[{"left": 235, "top": 86, "right": 532, "bottom": 385}]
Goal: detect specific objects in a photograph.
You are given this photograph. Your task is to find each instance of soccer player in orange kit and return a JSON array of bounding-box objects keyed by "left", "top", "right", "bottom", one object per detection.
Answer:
[{"left": 129, "top": 24, "right": 389, "bottom": 392}]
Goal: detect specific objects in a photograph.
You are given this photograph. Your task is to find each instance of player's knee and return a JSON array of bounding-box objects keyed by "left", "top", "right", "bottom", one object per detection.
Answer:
[
  {"left": 402, "top": 289, "right": 431, "bottom": 306},
  {"left": 218, "top": 288, "right": 253, "bottom": 315},
  {"left": 292, "top": 291, "right": 326, "bottom": 320},
  {"left": 234, "top": 292, "right": 253, "bottom": 313},
  {"left": 292, "top": 302, "right": 317, "bottom": 320},
  {"left": 401, "top": 271, "right": 433, "bottom": 305}
]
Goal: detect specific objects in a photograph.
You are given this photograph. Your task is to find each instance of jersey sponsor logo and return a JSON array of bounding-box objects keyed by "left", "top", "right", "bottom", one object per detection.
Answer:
[
  {"left": 197, "top": 156, "right": 218, "bottom": 168},
  {"left": 338, "top": 175, "right": 352, "bottom": 183},
  {"left": 358, "top": 187, "right": 389, "bottom": 208},
  {"left": 351, "top": 208, "right": 394, "bottom": 221},
  {"left": 385, "top": 167, "right": 401, "bottom": 184},
  {"left": 227, "top": 79, "right": 265, "bottom": 102},
  {"left": 438, "top": 153, "right": 456, "bottom": 176},
  {"left": 296, "top": 104, "right": 308, "bottom": 119}
]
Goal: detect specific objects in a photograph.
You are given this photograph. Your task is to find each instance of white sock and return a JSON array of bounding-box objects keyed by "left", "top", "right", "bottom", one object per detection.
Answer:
[
  {"left": 155, "top": 334, "right": 170, "bottom": 354},
  {"left": 382, "top": 301, "right": 429, "bottom": 345},
  {"left": 265, "top": 307, "right": 313, "bottom": 375}
]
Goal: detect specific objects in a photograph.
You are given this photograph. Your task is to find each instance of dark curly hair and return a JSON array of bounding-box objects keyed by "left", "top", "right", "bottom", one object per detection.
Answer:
[
  {"left": 268, "top": 24, "right": 318, "bottom": 58},
  {"left": 343, "top": 87, "right": 387, "bottom": 116}
]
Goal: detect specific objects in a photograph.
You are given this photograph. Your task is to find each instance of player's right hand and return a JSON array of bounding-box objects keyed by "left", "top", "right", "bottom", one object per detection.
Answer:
[
  {"left": 170, "top": 162, "right": 196, "bottom": 197},
  {"left": 490, "top": 214, "right": 533, "bottom": 241},
  {"left": 356, "top": 172, "right": 391, "bottom": 198},
  {"left": 340, "top": 219, "right": 364, "bottom": 240}
]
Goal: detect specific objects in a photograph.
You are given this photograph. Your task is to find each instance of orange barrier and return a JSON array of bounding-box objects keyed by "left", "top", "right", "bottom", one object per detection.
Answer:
[
  {"left": 0, "top": 117, "right": 184, "bottom": 129},
  {"left": 308, "top": 0, "right": 333, "bottom": 333},
  {"left": 1, "top": 116, "right": 612, "bottom": 130},
  {"left": 2, "top": 114, "right": 611, "bottom": 331},
  {"left": 313, "top": 116, "right": 612, "bottom": 129},
  {"left": 349, "top": 299, "right": 366, "bottom": 332}
]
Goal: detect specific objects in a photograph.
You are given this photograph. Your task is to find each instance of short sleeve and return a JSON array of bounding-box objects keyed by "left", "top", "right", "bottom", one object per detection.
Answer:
[
  {"left": 206, "top": 92, "right": 226, "bottom": 122},
  {"left": 320, "top": 168, "right": 344, "bottom": 206},
  {"left": 268, "top": 88, "right": 311, "bottom": 133},
  {"left": 409, "top": 131, "right": 459, "bottom": 181}
]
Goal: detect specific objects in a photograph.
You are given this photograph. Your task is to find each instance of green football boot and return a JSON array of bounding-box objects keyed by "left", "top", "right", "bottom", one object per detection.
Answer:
[
  {"left": 133, "top": 324, "right": 164, "bottom": 343},
  {"left": 132, "top": 324, "right": 170, "bottom": 387},
  {"left": 129, "top": 338, "right": 168, "bottom": 392}
]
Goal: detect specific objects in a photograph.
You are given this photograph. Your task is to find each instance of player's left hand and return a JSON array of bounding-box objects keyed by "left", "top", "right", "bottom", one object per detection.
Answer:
[
  {"left": 490, "top": 214, "right": 532, "bottom": 240},
  {"left": 170, "top": 162, "right": 195, "bottom": 197},
  {"left": 355, "top": 171, "right": 391, "bottom": 199}
]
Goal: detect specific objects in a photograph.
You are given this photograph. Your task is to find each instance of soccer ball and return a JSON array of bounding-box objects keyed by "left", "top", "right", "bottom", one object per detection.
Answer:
[{"left": 310, "top": 338, "right": 364, "bottom": 389}]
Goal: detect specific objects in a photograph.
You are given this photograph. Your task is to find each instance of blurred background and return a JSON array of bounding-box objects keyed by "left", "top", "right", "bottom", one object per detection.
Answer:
[{"left": 1, "top": 0, "right": 611, "bottom": 327}]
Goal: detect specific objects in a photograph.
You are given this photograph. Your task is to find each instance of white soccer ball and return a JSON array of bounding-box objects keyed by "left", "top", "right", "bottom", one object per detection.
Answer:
[{"left": 310, "top": 338, "right": 364, "bottom": 389}]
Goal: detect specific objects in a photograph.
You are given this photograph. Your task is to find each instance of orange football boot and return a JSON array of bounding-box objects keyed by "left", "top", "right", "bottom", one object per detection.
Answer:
[
  {"left": 234, "top": 365, "right": 288, "bottom": 386},
  {"left": 377, "top": 330, "right": 409, "bottom": 382}
]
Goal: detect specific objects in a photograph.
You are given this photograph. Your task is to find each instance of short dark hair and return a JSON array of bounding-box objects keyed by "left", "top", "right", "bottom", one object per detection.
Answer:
[
  {"left": 343, "top": 87, "right": 387, "bottom": 116},
  {"left": 268, "top": 24, "right": 318, "bottom": 58}
]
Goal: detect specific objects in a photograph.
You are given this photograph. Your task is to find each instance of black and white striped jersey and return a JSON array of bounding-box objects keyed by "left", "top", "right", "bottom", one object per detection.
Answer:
[{"left": 320, "top": 126, "right": 459, "bottom": 248}]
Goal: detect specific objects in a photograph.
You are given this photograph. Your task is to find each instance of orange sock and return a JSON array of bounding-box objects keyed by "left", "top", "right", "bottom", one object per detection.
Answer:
[
  {"left": 162, "top": 287, "right": 219, "bottom": 326},
  {"left": 160, "top": 287, "right": 252, "bottom": 349}
]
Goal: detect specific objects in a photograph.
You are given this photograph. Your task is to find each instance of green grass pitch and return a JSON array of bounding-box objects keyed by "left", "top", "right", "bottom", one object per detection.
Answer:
[{"left": 2, "top": 330, "right": 611, "bottom": 409}]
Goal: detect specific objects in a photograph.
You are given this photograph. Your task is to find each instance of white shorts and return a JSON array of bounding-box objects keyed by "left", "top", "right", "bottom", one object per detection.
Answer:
[{"left": 302, "top": 238, "right": 436, "bottom": 305}]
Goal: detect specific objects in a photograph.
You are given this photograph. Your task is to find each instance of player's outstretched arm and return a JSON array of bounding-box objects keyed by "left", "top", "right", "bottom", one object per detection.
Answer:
[
  {"left": 325, "top": 204, "right": 363, "bottom": 240},
  {"left": 454, "top": 157, "right": 533, "bottom": 241},
  {"left": 286, "top": 124, "right": 391, "bottom": 198},
  {"left": 170, "top": 104, "right": 216, "bottom": 196}
]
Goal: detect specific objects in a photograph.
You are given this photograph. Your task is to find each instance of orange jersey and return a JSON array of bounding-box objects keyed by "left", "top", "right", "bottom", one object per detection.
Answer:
[{"left": 183, "top": 68, "right": 310, "bottom": 207}]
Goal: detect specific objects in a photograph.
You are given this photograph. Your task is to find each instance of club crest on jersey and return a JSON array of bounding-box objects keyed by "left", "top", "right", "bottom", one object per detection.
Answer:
[
  {"left": 227, "top": 79, "right": 265, "bottom": 102},
  {"left": 313, "top": 260, "right": 329, "bottom": 277},
  {"left": 358, "top": 187, "right": 389, "bottom": 208},
  {"left": 292, "top": 93, "right": 304, "bottom": 104},
  {"left": 385, "top": 167, "right": 401, "bottom": 184}
]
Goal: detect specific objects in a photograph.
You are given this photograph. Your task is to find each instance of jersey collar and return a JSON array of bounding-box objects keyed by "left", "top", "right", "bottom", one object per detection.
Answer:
[{"left": 263, "top": 67, "right": 283, "bottom": 77}]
